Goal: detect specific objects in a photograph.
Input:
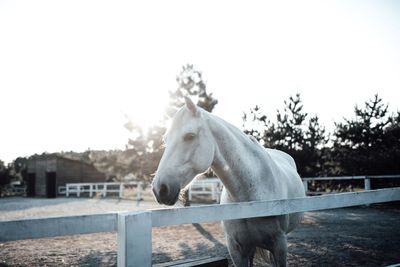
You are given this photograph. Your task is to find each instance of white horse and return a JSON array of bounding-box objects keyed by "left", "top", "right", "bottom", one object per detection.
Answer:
[{"left": 152, "top": 97, "right": 305, "bottom": 267}]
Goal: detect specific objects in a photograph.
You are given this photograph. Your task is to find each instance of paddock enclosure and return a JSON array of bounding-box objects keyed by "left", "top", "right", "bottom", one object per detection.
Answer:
[
  {"left": 1, "top": 186, "right": 399, "bottom": 267},
  {"left": 0, "top": 206, "right": 399, "bottom": 266}
]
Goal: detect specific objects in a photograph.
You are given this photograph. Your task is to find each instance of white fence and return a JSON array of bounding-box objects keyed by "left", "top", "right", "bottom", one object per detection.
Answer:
[
  {"left": 58, "top": 182, "right": 143, "bottom": 200},
  {"left": 188, "top": 178, "right": 222, "bottom": 203},
  {"left": 302, "top": 174, "right": 400, "bottom": 193},
  {"left": 1, "top": 187, "right": 400, "bottom": 266},
  {"left": 189, "top": 175, "right": 400, "bottom": 202}
]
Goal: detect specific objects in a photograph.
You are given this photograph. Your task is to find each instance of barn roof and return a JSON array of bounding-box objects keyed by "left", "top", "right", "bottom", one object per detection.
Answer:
[{"left": 28, "top": 153, "right": 93, "bottom": 167}]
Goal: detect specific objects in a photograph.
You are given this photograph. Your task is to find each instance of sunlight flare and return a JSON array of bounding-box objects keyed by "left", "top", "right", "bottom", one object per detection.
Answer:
[{"left": 123, "top": 91, "right": 169, "bottom": 134}]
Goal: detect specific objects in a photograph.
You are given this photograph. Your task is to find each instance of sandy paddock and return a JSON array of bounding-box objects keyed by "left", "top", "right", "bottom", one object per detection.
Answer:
[{"left": 1, "top": 197, "right": 400, "bottom": 267}]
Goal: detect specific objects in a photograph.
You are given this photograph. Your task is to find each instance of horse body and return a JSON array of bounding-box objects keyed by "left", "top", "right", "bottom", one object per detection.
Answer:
[
  {"left": 209, "top": 113, "right": 305, "bottom": 266},
  {"left": 152, "top": 97, "right": 305, "bottom": 267}
]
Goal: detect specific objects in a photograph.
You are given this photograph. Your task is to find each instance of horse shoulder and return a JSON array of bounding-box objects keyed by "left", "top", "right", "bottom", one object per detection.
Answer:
[
  {"left": 264, "top": 148, "right": 305, "bottom": 197},
  {"left": 264, "top": 148, "right": 297, "bottom": 171}
]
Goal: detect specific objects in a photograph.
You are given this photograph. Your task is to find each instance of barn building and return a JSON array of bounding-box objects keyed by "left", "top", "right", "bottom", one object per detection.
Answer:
[{"left": 26, "top": 154, "right": 106, "bottom": 198}]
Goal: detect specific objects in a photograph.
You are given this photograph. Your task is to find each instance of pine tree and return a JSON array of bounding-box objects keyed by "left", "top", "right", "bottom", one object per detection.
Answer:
[
  {"left": 0, "top": 160, "right": 10, "bottom": 197},
  {"left": 166, "top": 64, "right": 217, "bottom": 117},
  {"left": 122, "top": 65, "right": 218, "bottom": 192},
  {"left": 332, "top": 94, "right": 400, "bottom": 176},
  {"left": 242, "top": 94, "right": 328, "bottom": 177}
]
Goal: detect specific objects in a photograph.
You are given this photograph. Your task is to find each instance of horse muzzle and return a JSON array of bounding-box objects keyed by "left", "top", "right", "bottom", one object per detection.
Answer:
[{"left": 152, "top": 181, "right": 180, "bottom": 206}]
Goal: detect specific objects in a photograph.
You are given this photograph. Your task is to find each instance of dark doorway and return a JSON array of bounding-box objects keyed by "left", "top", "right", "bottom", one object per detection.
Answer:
[
  {"left": 46, "top": 172, "right": 57, "bottom": 198},
  {"left": 27, "top": 173, "right": 36, "bottom": 197}
]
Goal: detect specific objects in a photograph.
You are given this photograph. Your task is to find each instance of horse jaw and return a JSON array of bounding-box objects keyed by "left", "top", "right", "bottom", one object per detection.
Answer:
[{"left": 152, "top": 102, "right": 214, "bottom": 205}]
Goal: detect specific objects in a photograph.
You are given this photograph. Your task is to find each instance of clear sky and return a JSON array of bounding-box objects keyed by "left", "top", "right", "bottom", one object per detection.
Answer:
[{"left": 1, "top": 0, "right": 399, "bottom": 164}]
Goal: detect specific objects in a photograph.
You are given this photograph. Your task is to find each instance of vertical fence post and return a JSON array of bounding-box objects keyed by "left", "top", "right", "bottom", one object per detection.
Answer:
[
  {"left": 136, "top": 182, "right": 143, "bottom": 207},
  {"left": 211, "top": 183, "right": 216, "bottom": 201},
  {"left": 364, "top": 176, "right": 371, "bottom": 191},
  {"left": 118, "top": 211, "right": 152, "bottom": 267},
  {"left": 103, "top": 183, "right": 107, "bottom": 197},
  {"left": 119, "top": 183, "right": 123, "bottom": 198},
  {"left": 188, "top": 186, "right": 192, "bottom": 201},
  {"left": 90, "top": 184, "right": 95, "bottom": 197},
  {"left": 302, "top": 180, "right": 308, "bottom": 193}
]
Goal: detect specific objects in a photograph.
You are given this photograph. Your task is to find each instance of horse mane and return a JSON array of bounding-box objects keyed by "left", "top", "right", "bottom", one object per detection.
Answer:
[
  {"left": 205, "top": 111, "right": 262, "bottom": 150},
  {"left": 248, "top": 135, "right": 259, "bottom": 144},
  {"left": 165, "top": 105, "right": 263, "bottom": 153}
]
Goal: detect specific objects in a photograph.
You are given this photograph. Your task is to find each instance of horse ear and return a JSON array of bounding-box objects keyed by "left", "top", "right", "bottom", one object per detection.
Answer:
[{"left": 184, "top": 96, "right": 198, "bottom": 116}]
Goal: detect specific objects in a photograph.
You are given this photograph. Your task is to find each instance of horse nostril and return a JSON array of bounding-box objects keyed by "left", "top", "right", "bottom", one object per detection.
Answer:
[{"left": 160, "top": 183, "right": 169, "bottom": 197}]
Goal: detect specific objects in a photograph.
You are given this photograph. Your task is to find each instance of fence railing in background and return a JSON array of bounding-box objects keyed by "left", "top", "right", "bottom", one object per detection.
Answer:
[
  {"left": 10, "top": 186, "right": 26, "bottom": 195},
  {"left": 59, "top": 182, "right": 143, "bottom": 202},
  {"left": 188, "top": 178, "right": 222, "bottom": 203},
  {"left": 190, "top": 175, "right": 400, "bottom": 202},
  {"left": 4, "top": 182, "right": 26, "bottom": 196},
  {"left": 1, "top": 188, "right": 400, "bottom": 266},
  {"left": 302, "top": 175, "right": 400, "bottom": 194}
]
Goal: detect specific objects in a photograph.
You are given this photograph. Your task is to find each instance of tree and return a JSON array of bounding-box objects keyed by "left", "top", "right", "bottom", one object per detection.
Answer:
[
  {"left": 0, "top": 160, "right": 10, "bottom": 197},
  {"left": 122, "top": 65, "right": 218, "bottom": 185},
  {"left": 10, "top": 157, "right": 28, "bottom": 183},
  {"left": 332, "top": 94, "right": 400, "bottom": 176},
  {"left": 384, "top": 111, "right": 400, "bottom": 175},
  {"left": 120, "top": 65, "right": 219, "bottom": 205},
  {"left": 243, "top": 94, "right": 328, "bottom": 177},
  {"left": 123, "top": 121, "right": 166, "bottom": 183},
  {"left": 166, "top": 64, "right": 218, "bottom": 116}
]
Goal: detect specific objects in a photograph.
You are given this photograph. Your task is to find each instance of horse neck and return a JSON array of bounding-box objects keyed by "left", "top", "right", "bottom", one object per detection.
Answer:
[{"left": 206, "top": 113, "right": 275, "bottom": 201}]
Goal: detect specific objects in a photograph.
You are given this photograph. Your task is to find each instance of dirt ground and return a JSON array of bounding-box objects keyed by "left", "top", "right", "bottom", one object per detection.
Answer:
[{"left": 0, "top": 197, "right": 399, "bottom": 267}]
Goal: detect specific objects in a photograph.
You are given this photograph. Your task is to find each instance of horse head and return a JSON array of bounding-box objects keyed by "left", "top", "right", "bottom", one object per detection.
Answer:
[{"left": 152, "top": 97, "right": 216, "bottom": 205}]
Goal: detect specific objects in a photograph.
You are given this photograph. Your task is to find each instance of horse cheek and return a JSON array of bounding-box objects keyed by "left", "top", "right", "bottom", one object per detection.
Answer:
[{"left": 194, "top": 144, "right": 214, "bottom": 173}]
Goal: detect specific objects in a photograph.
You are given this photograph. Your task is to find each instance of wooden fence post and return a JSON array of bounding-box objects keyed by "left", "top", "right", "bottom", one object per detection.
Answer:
[
  {"left": 364, "top": 176, "right": 371, "bottom": 191},
  {"left": 136, "top": 182, "right": 143, "bottom": 207},
  {"left": 303, "top": 180, "right": 308, "bottom": 193},
  {"left": 103, "top": 183, "right": 107, "bottom": 197},
  {"left": 188, "top": 186, "right": 193, "bottom": 201},
  {"left": 211, "top": 183, "right": 216, "bottom": 201},
  {"left": 117, "top": 211, "right": 152, "bottom": 267},
  {"left": 119, "top": 183, "right": 123, "bottom": 198}
]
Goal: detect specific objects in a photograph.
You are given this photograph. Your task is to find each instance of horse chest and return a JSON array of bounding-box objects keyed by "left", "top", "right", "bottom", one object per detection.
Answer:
[
  {"left": 222, "top": 217, "right": 284, "bottom": 248},
  {"left": 221, "top": 181, "right": 281, "bottom": 203}
]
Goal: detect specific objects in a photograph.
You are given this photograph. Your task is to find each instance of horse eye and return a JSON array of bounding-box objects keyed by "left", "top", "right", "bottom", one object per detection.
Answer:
[{"left": 184, "top": 133, "right": 196, "bottom": 142}]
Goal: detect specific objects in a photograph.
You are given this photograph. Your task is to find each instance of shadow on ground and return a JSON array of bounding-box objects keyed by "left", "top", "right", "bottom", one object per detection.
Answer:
[
  {"left": 287, "top": 206, "right": 400, "bottom": 267},
  {"left": 78, "top": 251, "right": 117, "bottom": 267},
  {"left": 0, "top": 197, "right": 89, "bottom": 212},
  {"left": 1, "top": 205, "right": 399, "bottom": 267}
]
